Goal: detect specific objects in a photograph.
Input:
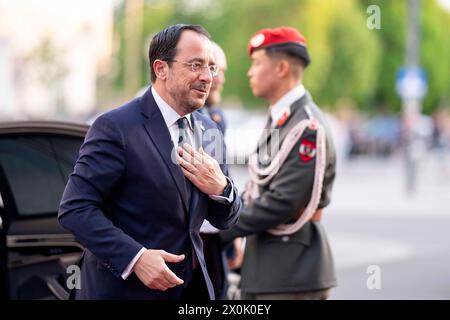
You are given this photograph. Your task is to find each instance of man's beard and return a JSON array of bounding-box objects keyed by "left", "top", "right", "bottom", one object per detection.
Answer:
[
  {"left": 185, "top": 101, "right": 202, "bottom": 113},
  {"left": 168, "top": 87, "right": 206, "bottom": 114},
  {"left": 186, "top": 83, "right": 210, "bottom": 111}
]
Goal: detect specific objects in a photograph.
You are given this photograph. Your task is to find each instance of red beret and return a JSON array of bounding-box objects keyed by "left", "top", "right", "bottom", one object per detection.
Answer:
[{"left": 248, "top": 27, "right": 310, "bottom": 66}]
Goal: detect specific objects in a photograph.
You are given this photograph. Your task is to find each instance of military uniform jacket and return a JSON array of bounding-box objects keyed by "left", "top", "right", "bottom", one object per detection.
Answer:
[{"left": 221, "top": 91, "right": 337, "bottom": 293}]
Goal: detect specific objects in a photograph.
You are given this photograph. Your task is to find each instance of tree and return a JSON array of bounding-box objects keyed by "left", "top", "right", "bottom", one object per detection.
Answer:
[
  {"left": 421, "top": 0, "right": 450, "bottom": 113},
  {"left": 301, "top": 0, "right": 381, "bottom": 111},
  {"left": 107, "top": 0, "right": 450, "bottom": 114}
]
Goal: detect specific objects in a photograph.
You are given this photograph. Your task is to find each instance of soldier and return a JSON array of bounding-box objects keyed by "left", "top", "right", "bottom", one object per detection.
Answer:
[{"left": 221, "top": 26, "right": 337, "bottom": 300}]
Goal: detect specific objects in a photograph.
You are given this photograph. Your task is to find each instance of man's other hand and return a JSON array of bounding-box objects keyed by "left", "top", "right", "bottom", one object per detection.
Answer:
[{"left": 133, "top": 249, "right": 185, "bottom": 291}]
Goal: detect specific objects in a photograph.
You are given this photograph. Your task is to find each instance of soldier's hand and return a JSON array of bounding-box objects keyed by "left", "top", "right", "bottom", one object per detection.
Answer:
[
  {"left": 133, "top": 249, "right": 184, "bottom": 291},
  {"left": 228, "top": 237, "right": 244, "bottom": 270},
  {"left": 178, "top": 144, "right": 227, "bottom": 196}
]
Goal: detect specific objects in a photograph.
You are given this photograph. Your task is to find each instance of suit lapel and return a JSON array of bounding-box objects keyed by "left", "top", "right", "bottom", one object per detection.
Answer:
[{"left": 140, "top": 88, "right": 189, "bottom": 213}]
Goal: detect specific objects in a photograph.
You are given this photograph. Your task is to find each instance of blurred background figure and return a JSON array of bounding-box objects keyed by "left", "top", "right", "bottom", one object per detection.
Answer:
[
  {"left": 199, "top": 41, "right": 231, "bottom": 300},
  {"left": 198, "top": 42, "right": 228, "bottom": 134},
  {"left": 431, "top": 109, "right": 450, "bottom": 178}
]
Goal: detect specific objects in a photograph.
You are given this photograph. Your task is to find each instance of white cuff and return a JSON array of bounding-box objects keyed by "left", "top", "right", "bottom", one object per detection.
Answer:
[
  {"left": 200, "top": 220, "right": 220, "bottom": 233},
  {"left": 121, "top": 247, "right": 146, "bottom": 280},
  {"left": 209, "top": 177, "right": 235, "bottom": 204}
]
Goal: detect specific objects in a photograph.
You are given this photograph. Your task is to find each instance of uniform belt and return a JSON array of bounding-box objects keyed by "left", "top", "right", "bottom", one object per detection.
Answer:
[{"left": 293, "top": 208, "right": 323, "bottom": 222}]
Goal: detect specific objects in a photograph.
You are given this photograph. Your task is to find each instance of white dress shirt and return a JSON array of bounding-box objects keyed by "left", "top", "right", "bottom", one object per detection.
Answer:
[
  {"left": 121, "top": 86, "right": 234, "bottom": 279},
  {"left": 270, "top": 84, "right": 305, "bottom": 127}
]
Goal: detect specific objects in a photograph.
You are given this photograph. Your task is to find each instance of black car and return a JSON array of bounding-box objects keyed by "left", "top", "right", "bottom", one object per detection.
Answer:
[{"left": 0, "top": 121, "right": 88, "bottom": 300}]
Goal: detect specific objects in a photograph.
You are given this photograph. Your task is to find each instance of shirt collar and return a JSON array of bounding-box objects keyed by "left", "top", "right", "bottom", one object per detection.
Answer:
[
  {"left": 270, "top": 84, "right": 305, "bottom": 127},
  {"left": 151, "top": 86, "right": 194, "bottom": 130}
]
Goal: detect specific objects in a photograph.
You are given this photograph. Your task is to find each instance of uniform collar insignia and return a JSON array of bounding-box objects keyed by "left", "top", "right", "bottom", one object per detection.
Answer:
[{"left": 276, "top": 110, "right": 290, "bottom": 127}]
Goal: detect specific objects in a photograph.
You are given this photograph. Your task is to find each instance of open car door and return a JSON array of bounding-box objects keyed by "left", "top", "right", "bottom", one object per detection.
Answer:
[{"left": 0, "top": 121, "right": 88, "bottom": 300}]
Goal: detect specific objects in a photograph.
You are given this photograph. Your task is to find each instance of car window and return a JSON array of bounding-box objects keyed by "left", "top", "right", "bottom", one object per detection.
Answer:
[
  {"left": 0, "top": 134, "right": 82, "bottom": 217},
  {"left": 49, "top": 136, "right": 83, "bottom": 182}
]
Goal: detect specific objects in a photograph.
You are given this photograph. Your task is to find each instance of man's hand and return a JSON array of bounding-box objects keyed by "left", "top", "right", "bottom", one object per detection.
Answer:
[
  {"left": 178, "top": 144, "right": 227, "bottom": 195},
  {"left": 133, "top": 249, "right": 185, "bottom": 291}
]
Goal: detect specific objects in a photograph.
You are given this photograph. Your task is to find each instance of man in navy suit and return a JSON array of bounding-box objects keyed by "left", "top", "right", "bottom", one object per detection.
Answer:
[{"left": 58, "top": 24, "right": 241, "bottom": 300}]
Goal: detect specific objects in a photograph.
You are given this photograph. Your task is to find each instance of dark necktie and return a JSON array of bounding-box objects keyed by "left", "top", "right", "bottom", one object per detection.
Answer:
[
  {"left": 177, "top": 116, "right": 198, "bottom": 269},
  {"left": 177, "top": 116, "right": 194, "bottom": 203}
]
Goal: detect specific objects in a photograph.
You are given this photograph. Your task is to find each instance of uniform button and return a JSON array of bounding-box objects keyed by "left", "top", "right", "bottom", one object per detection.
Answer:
[{"left": 281, "top": 236, "right": 290, "bottom": 242}]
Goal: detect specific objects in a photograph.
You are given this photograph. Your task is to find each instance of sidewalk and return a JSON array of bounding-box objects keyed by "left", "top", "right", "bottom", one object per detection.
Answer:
[{"left": 328, "top": 155, "right": 450, "bottom": 218}]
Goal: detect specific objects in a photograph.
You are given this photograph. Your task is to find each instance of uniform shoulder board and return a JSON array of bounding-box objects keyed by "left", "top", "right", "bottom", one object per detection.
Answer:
[
  {"left": 304, "top": 104, "right": 318, "bottom": 130},
  {"left": 304, "top": 104, "right": 314, "bottom": 120},
  {"left": 298, "top": 105, "right": 318, "bottom": 163}
]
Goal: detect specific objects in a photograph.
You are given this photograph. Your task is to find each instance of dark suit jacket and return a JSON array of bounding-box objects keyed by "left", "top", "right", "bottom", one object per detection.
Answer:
[
  {"left": 196, "top": 106, "right": 229, "bottom": 299},
  {"left": 221, "top": 92, "right": 336, "bottom": 294},
  {"left": 58, "top": 88, "right": 241, "bottom": 300},
  {"left": 199, "top": 105, "right": 227, "bottom": 135},
  {"left": 197, "top": 105, "right": 230, "bottom": 299}
]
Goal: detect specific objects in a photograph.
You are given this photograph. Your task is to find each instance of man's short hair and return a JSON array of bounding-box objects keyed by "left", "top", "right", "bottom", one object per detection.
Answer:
[
  {"left": 148, "top": 24, "right": 211, "bottom": 82},
  {"left": 264, "top": 43, "right": 309, "bottom": 68}
]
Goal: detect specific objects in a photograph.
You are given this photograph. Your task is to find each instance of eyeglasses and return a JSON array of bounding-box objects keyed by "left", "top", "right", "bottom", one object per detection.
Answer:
[{"left": 167, "top": 60, "right": 219, "bottom": 77}]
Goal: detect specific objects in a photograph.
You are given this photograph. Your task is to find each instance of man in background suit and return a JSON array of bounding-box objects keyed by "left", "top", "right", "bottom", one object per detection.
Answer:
[
  {"left": 198, "top": 42, "right": 228, "bottom": 134},
  {"left": 198, "top": 42, "right": 232, "bottom": 299},
  {"left": 58, "top": 24, "right": 241, "bottom": 300}
]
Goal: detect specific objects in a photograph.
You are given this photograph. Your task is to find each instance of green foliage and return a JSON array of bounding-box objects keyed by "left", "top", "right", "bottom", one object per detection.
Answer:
[
  {"left": 301, "top": 0, "right": 381, "bottom": 111},
  {"left": 421, "top": 0, "right": 450, "bottom": 113},
  {"left": 110, "top": 0, "right": 450, "bottom": 114},
  {"left": 360, "top": 0, "right": 406, "bottom": 113},
  {"left": 141, "top": 1, "right": 176, "bottom": 85},
  {"left": 361, "top": 0, "right": 450, "bottom": 114}
]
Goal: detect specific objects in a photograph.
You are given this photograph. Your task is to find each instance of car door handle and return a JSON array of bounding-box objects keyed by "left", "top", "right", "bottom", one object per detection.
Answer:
[{"left": 45, "top": 275, "right": 70, "bottom": 300}]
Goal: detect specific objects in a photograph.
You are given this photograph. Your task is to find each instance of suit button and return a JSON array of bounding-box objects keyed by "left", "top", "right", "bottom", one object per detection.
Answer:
[{"left": 281, "top": 236, "right": 290, "bottom": 242}]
